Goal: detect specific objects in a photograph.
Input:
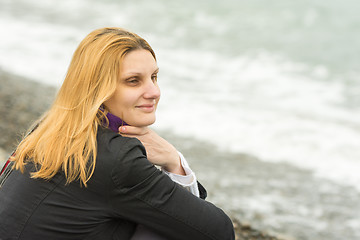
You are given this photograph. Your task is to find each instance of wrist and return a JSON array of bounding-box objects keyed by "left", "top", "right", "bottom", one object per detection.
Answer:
[{"left": 163, "top": 154, "right": 186, "bottom": 175}]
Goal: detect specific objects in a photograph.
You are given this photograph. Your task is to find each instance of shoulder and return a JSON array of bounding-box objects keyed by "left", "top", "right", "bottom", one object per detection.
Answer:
[
  {"left": 96, "top": 127, "right": 159, "bottom": 190},
  {"left": 94, "top": 127, "right": 147, "bottom": 181},
  {"left": 90, "top": 127, "right": 153, "bottom": 191},
  {"left": 97, "top": 126, "right": 146, "bottom": 158}
]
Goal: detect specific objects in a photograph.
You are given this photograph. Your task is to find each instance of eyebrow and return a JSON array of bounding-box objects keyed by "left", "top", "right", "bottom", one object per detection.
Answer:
[{"left": 123, "top": 68, "right": 159, "bottom": 77}]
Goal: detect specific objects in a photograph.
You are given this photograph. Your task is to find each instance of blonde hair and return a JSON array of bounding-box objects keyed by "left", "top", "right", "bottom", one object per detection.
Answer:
[{"left": 13, "top": 27, "right": 156, "bottom": 186}]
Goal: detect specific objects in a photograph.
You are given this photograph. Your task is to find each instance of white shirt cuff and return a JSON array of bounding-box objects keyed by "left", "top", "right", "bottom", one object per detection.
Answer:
[{"left": 162, "top": 151, "right": 200, "bottom": 197}]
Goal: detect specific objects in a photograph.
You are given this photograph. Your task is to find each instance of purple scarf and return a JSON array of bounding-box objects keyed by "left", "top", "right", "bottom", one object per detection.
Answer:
[{"left": 105, "top": 111, "right": 128, "bottom": 132}]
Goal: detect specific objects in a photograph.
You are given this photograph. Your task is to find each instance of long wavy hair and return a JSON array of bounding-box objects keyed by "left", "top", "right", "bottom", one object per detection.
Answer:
[{"left": 12, "top": 27, "right": 156, "bottom": 186}]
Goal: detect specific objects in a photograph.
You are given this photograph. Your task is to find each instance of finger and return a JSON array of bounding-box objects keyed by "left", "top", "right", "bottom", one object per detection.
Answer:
[{"left": 118, "top": 126, "right": 148, "bottom": 135}]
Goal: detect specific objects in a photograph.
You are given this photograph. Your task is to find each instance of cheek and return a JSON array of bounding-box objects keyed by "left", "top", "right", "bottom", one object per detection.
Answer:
[
  {"left": 104, "top": 91, "right": 131, "bottom": 113},
  {"left": 120, "top": 91, "right": 140, "bottom": 109}
]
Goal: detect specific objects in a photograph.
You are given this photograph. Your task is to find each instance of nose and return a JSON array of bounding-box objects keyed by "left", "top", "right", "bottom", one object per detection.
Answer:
[{"left": 143, "top": 79, "right": 160, "bottom": 99}]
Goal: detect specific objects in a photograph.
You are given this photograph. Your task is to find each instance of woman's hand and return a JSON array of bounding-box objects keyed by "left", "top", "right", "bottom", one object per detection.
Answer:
[{"left": 119, "top": 126, "right": 186, "bottom": 175}]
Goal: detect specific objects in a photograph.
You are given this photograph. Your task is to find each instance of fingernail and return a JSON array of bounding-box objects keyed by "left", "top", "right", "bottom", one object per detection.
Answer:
[{"left": 120, "top": 126, "right": 126, "bottom": 132}]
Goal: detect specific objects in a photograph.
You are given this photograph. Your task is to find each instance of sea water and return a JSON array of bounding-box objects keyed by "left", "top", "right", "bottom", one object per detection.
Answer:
[{"left": 1, "top": 0, "right": 359, "bottom": 239}]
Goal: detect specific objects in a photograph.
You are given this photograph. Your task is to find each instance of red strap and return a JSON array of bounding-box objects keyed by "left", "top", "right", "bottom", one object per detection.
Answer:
[
  {"left": 0, "top": 160, "right": 10, "bottom": 175},
  {"left": 0, "top": 153, "right": 15, "bottom": 175},
  {"left": 1, "top": 124, "right": 38, "bottom": 176}
]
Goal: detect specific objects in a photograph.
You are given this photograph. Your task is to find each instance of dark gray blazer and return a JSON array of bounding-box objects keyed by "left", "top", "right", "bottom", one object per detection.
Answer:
[{"left": 0, "top": 127, "right": 234, "bottom": 240}]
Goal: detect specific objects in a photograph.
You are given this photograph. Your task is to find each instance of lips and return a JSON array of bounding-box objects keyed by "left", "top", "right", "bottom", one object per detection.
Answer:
[{"left": 135, "top": 104, "right": 155, "bottom": 112}]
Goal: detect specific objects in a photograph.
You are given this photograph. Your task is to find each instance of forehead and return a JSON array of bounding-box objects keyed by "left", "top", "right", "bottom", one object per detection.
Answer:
[{"left": 121, "top": 49, "right": 157, "bottom": 74}]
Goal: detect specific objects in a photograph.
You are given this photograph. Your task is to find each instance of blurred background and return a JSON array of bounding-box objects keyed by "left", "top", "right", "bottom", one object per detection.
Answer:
[{"left": 1, "top": 0, "right": 360, "bottom": 239}]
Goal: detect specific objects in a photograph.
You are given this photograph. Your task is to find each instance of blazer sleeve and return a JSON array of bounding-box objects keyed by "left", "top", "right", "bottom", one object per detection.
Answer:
[{"left": 109, "top": 137, "right": 235, "bottom": 240}]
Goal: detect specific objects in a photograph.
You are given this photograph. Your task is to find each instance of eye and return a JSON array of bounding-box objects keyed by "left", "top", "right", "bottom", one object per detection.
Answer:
[
  {"left": 151, "top": 74, "right": 158, "bottom": 82},
  {"left": 126, "top": 78, "right": 140, "bottom": 85}
]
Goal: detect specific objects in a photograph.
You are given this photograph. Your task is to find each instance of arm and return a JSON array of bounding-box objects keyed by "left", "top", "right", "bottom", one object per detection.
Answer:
[
  {"left": 109, "top": 138, "right": 234, "bottom": 240},
  {"left": 119, "top": 126, "right": 185, "bottom": 175},
  {"left": 119, "top": 126, "right": 205, "bottom": 198},
  {"left": 162, "top": 151, "right": 200, "bottom": 197},
  {"left": 130, "top": 152, "right": 202, "bottom": 240}
]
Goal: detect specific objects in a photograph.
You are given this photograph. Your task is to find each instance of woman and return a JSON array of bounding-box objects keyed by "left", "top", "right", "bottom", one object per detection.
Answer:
[{"left": 0, "top": 27, "right": 234, "bottom": 240}]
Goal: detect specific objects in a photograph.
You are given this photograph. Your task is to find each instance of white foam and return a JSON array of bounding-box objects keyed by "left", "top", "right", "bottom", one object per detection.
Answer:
[
  {"left": 0, "top": 17, "right": 81, "bottom": 86},
  {"left": 155, "top": 48, "right": 360, "bottom": 189},
  {"left": 0, "top": 0, "right": 131, "bottom": 86}
]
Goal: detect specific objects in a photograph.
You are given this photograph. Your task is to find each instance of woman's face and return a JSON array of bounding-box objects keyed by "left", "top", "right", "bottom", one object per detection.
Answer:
[{"left": 103, "top": 49, "right": 160, "bottom": 127}]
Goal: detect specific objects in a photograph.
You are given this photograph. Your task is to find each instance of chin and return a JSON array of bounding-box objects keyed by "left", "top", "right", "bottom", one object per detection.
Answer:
[{"left": 131, "top": 116, "right": 156, "bottom": 127}]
